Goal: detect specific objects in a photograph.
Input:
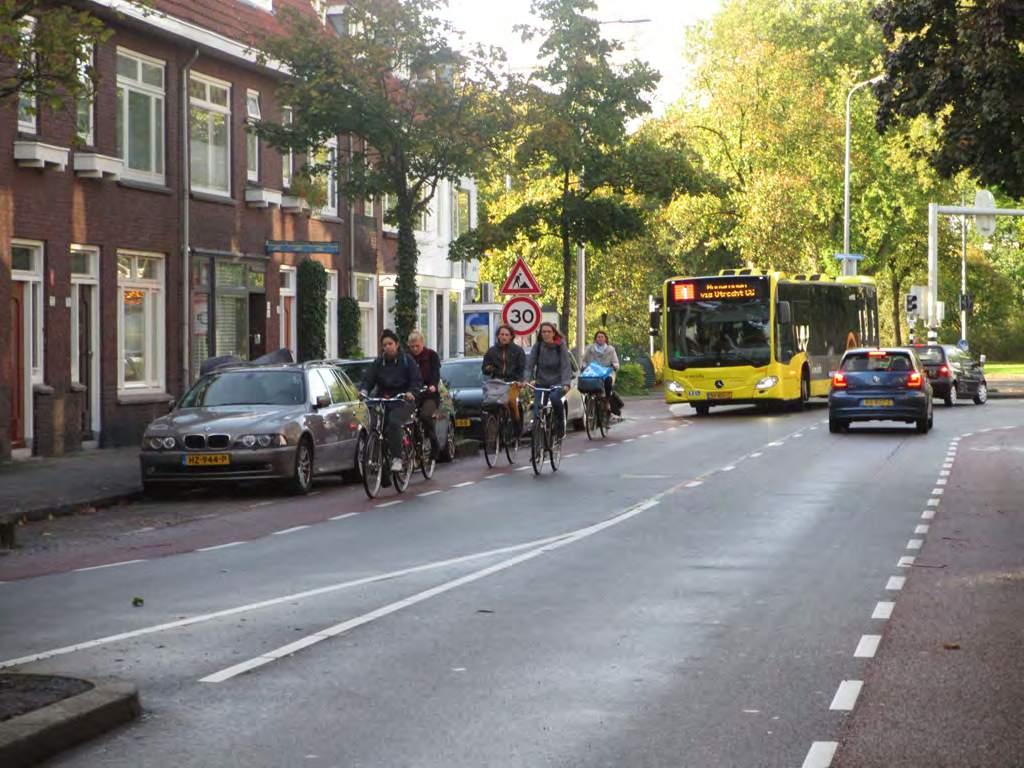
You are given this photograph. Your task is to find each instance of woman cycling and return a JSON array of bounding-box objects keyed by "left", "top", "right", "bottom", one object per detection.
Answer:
[
  {"left": 482, "top": 324, "right": 526, "bottom": 430},
  {"left": 582, "top": 330, "right": 622, "bottom": 415},
  {"left": 526, "top": 322, "right": 572, "bottom": 438}
]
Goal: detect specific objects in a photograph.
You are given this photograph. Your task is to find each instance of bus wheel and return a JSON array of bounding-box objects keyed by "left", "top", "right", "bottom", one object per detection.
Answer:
[
  {"left": 798, "top": 370, "right": 810, "bottom": 409},
  {"left": 694, "top": 404, "right": 710, "bottom": 417}
]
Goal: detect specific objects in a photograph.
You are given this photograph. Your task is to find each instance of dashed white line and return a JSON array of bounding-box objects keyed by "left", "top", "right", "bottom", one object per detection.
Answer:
[
  {"left": 586, "top": 448, "right": 599, "bottom": 453},
  {"left": 915, "top": 524, "right": 930, "bottom": 535},
  {"left": 685, "top": 481, "right": 703, "bottom": 488},
  {"left": 515, "top": 466, "right": 532, "bottom": 472},
  {"left": 940, "top": 470, "right": 950, "bottom": 476},
  {"left": 936, "top": 478, "right": 947, "bottom": 485},
  {"left": 721, "top": 466, "right": 736, "bottom": 472},
  {"left": 74, "top": 559, "right": 145, "bottom": 573},
  {"left": 767, "top": 441, "right": 785, "bottom": 447},
  {"left": 932, "top": 488, "right": 944, "bottom": 496},
  {"left": 898, "top": 556, "right": 916, "bottom": 568},
  {"left": 750, "top": 452, "right": 763, "bottom": 458},
  {"left": 329, "top": 513, "right": 359, "bottom": 521},
  {"left": 624, "top": 438, "right": 636, "bottom": 443},
  {"left": 131, "top": 527, "right": 155, "bottom": 534},
  {"left": 197, "top": 541, "right": 245, "bottom": 552},
  {"left": 886, "top": 576, "right": 906, "bottom": 591},
  {"left": 272, "top": 525, "right": 310, "bottom": 536},
  {"left": 452, "top": 481, "right": 475, "bottom": 488},
  {"left": 565, "top": 453, "right": 579, "bottom": 458},
  {"left": 793, "top": 433, "right": 804, "bottom": 439},
  {"left": 927, "top": 499, "right": 940, "bottom": 507},
  {"left": 854, "top": 635, "right": 882, "bottom": 658},
  {"left": 921, "top": 509, "right": 935, "bottom": 520},
  {"left": 830, "top": 680, "right": 864, "bottom": 711},
  {"left": 375, "top": 500, "right": 403, "bottom": 508},
  {"left": 872, "top": 601, "right": 895, "bottom": 620},
  {"left": 418, "top": 490, "right": 443, "bottom": 497},
  {"left": 654, "top": 430, "right": 665, "bottom": 435},
  {"left": 801, "top": 742, "right": 838, "bottom": 768},
  {"left": 484, "top": 474, "right": 503, "bottom": 480},
  {"left": 248, "top": 500, "right": 275, "bottom": 509},
  {"left": 907, "top": 539, "right": 923, "bottom": 550},
  {"left": 942, "top": 463, "right": 953, "bottom": 469}
]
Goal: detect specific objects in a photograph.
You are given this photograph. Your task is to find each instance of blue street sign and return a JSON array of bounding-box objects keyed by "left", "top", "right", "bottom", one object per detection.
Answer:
[{"left": 265, "top": 240, "right": 341, "bottom": 254}]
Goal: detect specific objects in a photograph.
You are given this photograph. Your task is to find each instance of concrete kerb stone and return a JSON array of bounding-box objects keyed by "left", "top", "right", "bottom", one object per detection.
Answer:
[
  {"left": 0, "top": 491, "right": 144, "bottom": 551},
  {"left": 0, "top": 677, "right": 141, "bottom": 768}
]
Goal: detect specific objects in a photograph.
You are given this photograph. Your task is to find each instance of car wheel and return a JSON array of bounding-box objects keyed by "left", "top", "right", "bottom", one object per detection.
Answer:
[
  {"left": 829, "top": 417, "right": 844, "bottom": 434},
  {"left": 342, "top": 431, "right": 367, "bottom": 483},
  {"left": 438, "top": 422, "right": 457, "bottom": 463},
  {"left": 694, "top": 404, "right": 710, "bottom": 416},
  {"left": 289, "top": 437, "right": 314, "bottom": 495},
  {"left": 928, "top": 413, "right": 934, "bottom": 430},
  {"left": 916, "top": 417, "right": 929, "bottom": 434},
  {"left": 944, "top": 381, "right": 958, "bottom": 407},
  {"left": 974, "top": 381, "right": 988, "bottom": 405}
]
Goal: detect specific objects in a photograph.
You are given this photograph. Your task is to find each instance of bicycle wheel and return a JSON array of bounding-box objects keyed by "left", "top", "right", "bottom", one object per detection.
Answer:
[
  {"left": 394, "top": 428, "right": 414, "bottom": 493},
  {"left": 483, "top": 412, "right": 500, "bottom": 468},
  {"left": 419, "top": 427, "right": 436, "bottom": 480},
  {"left": 503, "top": 412, "right": 520, "bottom": 464},
  {"left": 361, "top": 431, "right": 383, "bottom": 499},
  {"left": 584, "top": 395, "right": 596, "bottom": 440},
  {"left": 549, "top": 417, "right": 562, "bottom": 472},
  {"left": 597, "top": 396, "right": 609, "bottom": 438},
  {"left": 530, "top": 417, "right": 545, "bottom": 475}
]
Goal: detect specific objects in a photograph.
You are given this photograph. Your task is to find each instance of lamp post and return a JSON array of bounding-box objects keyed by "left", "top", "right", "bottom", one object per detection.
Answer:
[{"left": 840, "top": 74, "right": 884, "bottom": 276}]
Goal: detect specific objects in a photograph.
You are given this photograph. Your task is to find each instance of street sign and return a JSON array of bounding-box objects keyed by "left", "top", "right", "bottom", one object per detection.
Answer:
[
  {"left": 502, "top": 296, "right": 542, "bottom": 336},
  {"left": 500, "top": 256, "right": 542, "bottom": 295},
  {"left": 975, "top": 190, "right": 996, "bottom": 237}
]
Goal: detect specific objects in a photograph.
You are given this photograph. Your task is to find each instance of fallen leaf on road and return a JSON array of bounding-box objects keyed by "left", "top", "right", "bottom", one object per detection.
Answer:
[
  {"left": 943, "top": 642, "right": 961, "bottom": 650},
  {"left": 476, "top": 609, "right": 495, "bottom": 614},
  {"left": 132, "top": 596, "right": 145, "bottom": 607}
]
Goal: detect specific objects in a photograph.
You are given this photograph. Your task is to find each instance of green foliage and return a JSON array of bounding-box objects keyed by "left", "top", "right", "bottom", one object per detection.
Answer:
[
  {"left": 338, "top": 296, "right": 362, "bottom": 358},
  {"left": 297, "top": 260, "right": 327, "bottom": 362},
  {"left": 615, "top": 363, "right": 646, "bottom": 395}
]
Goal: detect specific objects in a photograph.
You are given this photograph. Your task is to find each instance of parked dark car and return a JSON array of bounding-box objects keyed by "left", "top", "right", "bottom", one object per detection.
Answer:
[
  {"left": 140, "top": 362, "right": 368, "bottom": 495},
  {"left": 910, "top": 344, "right": 988, "bottom": 406},
  {"left": 330, "top": 357, "right": 458, "bottom": 462},
  {"left": 441, "top": 357, "right": 488, "bottom": 440},
  {"left": 829, "top": 348, "right": 933, "bottom": 434}
]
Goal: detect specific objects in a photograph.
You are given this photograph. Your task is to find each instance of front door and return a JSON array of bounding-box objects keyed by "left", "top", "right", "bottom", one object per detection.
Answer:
[
  {"left": 77, "top": 283, "right": 95, "bottom": 439},
  {"left": 9, "top": 282, "right": 25, "bottom": 447},
  {"left": 249, "top": 293, "right": 267, "bottom": 359}
]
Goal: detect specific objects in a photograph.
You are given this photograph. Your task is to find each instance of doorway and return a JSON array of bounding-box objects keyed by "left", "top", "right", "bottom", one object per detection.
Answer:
[
  {"left": 8, "top": 282, "right": 25, "bottom": 448},
  {"left": 249, "top": 293, "right": 267, "bottom": 359},
  {"left": 71, "top": 247, "right": 100, "bottom": 441}
]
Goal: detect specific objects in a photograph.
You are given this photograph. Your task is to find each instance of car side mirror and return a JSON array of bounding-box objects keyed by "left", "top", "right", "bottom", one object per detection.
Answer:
[
  {"left": 315, "top": 394, "right": 331, "bottom": 409},
  {"left": 777, "top": 301, "right": 792, "bottom": 325}
]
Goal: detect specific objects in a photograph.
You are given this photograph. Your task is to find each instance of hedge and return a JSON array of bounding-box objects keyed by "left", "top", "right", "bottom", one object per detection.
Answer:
[
  {"left": 297, "top": 259, "right": 327, "bottom": 362},
  {"left": 339, "top": 296, "right": 362, "bottom": 358},
  {"left": 615, "top": 362, "right": 647, "bottom": 395}
]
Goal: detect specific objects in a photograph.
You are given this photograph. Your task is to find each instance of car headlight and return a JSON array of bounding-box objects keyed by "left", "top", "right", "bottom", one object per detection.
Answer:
[
  {"left": 146, "top": 436, "right": 177, "bottom": 450},
  {"left": 756, "top": 376, "right": 779, "bottom": 391},
  {"left": 667, "top": 381, "right": 684, "bottom": 394},
  {"left": 236, "top": 434, "right": 287, "bottom": 449}
]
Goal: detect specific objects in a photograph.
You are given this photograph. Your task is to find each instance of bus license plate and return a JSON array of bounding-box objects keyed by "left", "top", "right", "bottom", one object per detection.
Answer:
[
  {"left": 861, "top": 398, "right": 893, "bottom": 407},
  {"left": 455, "top": 418, "right": 471, "bottom": 428},
  {"left": 184, "top": 454, "right": 230, "bottom": 467},
  {"left": 708, "top": 392, "right": 732, "bottom": 400}
]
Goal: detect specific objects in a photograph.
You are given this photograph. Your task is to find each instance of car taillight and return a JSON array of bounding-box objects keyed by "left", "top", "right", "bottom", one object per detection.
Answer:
[
  {"left": 907, "top": 371, "right": 923, "bottom": 389},
  {"left": 832, "top": 371, "right": 847, "bottom": 389},
  {"left": 938, "top": 365, "right": 950, "bottom": 378}
]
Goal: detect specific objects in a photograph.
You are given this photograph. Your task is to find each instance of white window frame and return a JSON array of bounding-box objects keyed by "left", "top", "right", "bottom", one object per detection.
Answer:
[
  {"left": 325, "top": 269, "right": 339, "bottom": 358},
  {"left": 189, "top": 72, "right": 232, "bottom": 197},
  {"left": 246, "top": 89, "right": 261, "bottom": 183},
  {"left": 17, "top": 17, "right": 37, "bottom": 134},
  {"left": 70, "top": 245, "right": 101, "bottom": 436},
  {"left": 354, "top": 273, "right": 377, "bottom": 357},
  {"left": 324, "top": 139, "right": 338, "bottom": 216},
  {"left": 116, "top": 48, "right": 166, "bottom": 184},
  {"left": 116, "top": 250, "right": 165, "bottom": 392},
  {"left": 282, "top": 106, "right": 293, "bottom": 189},
  {"left": 77, "top": 44, "right": 95, "bottom": 145},
  {"left": 418, "top": 288, "right": 434, "bottom": 347},
  {"left": 240, "top": 0, "right": 273, "bottom": 11},
  {"left": 10, "top": 240, "right": 44, "bottom": 445},
  {"left": 279, "top": 265, "right": 297, "bottom": 361}
]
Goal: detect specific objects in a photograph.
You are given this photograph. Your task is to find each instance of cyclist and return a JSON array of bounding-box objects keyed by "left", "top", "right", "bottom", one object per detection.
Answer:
[
  {"left": 527, "top": 321, "right": 572, "bottom": 438},
  {"left": 482, "top": 324, "right": 526, "bottom": 430},
  {"left": 407, "top": 330, "right": 441, "bottom": 459},
  {"left": 359, "top": 329, "right": 422, "bottom": 472},
  {"left": 582, "top": 330, "right": 621, "bottom": 415}
]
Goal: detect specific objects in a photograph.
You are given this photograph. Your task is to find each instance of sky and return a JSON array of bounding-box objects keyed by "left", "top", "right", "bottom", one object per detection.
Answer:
[{"left": 442, "top": 0, "right": 723, "bottom": 116}]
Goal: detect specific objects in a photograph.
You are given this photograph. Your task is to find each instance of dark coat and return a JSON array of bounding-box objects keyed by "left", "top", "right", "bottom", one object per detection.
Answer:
[
  {"left": 360, "top": 352, "right": 423, "bottom": 397},
  {"left": 482, "top": 343, "right": 526, "bottom": 382},
  {"left": 527, "top": 340, "right": 572, "bottom": 388}
]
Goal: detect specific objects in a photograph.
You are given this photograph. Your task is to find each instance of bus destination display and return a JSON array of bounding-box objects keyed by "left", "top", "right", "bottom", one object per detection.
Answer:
[{"left": 670, "top": 277, "right": 767, "bottom": 303}]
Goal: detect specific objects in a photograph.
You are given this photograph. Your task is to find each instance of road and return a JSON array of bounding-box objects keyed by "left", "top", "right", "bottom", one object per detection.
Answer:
[{"left": 1, "top": 397, "right": 1020, "bottom": 767}]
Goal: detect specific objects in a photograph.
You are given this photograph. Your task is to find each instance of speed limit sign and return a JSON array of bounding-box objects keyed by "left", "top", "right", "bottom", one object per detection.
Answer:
[{"left": 502, "top": 296, "right": 542, "bottom": 336}]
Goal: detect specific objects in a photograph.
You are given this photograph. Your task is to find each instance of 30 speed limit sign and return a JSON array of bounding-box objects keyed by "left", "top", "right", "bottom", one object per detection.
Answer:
[{"left": 502, "top": 296, "right": 542, "bottom": 336}]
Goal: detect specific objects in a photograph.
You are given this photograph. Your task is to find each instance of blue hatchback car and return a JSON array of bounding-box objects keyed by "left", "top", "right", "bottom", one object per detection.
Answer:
[{"left": 829, "top": 348, "right": 934, "bottom": 434}]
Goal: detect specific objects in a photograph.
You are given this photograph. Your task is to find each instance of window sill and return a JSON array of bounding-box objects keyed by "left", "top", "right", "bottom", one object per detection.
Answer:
[
  {"left": 118, "top": 178, "right": 173, "bottom": 195},
  {"left": 118, "top": 390, "right": 175, "bottom": 406},
  {"left": 191, "top": 190, "right": 237, "bottom": 206},
  {"left": 312, "top": 213, "right": 343, "bottom": 224}
]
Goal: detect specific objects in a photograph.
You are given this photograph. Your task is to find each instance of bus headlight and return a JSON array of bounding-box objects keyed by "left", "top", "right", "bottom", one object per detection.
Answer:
[
  {"left": 755, "top": 376, "right": 779, "bottom": 391},
  {"left": 667, "top": 381, "right": 685, "bottom": 395}
]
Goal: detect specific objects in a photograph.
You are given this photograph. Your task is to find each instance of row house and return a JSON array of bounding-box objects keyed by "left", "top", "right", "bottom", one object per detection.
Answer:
[{"left": 0, "top": 0, "right": 479, "bottom": 461}]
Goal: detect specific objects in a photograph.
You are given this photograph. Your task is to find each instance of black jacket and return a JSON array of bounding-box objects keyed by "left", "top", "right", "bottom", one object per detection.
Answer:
[
  {"left": 360, "top": 352, "right": 423, "bottom": 397},
  {"left": 482, "top": 343, "right": 526, "bottom": 382}
]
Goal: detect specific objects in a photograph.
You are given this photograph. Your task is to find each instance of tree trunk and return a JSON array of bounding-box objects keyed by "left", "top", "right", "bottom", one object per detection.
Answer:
[
  {"left": 559, "top": 168, "right": 572, "bottom": 334},
  {"left": 889, "top": 267, "right": 902, "bottom": 346},
  {"left": 394, "top": 196, "right": 419, "bottom": 344}
]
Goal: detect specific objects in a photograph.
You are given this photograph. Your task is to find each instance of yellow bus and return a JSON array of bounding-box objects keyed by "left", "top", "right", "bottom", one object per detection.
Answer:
[{"left": 656, "top": 269, "right": 879, "bottom": 415}]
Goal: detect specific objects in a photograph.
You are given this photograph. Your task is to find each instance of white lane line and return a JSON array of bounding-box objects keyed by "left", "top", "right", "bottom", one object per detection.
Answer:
[
  {"left": 793, "top": 433, "right": 804, "bottom": 439},
  {"left": 907, "top": 539, "right": 923, "bottom": 550},
  {"left": 624, "top": 438, "right": 636, "bottom": 443},
  {"left": 915, "top": 524, "right": 930, "bottom": 535},
  {"left": 200, "top": 497, "right": 663, "bottom": 683},
  {"left": 375, "top": 500, "right": 403, "bottom": 508},
  {"left": 921, "top": 509, "right": 935, "bottom": 520},
  {"left": 515, "top": 466, "right": 532, "bottom": 472},
  {"left": 452, "top": 481, "right": 475, "bottom": 488},
  {"left": 329, "top": 513, "right": 358, "bottom": 521},
  {"left": 654, "top": 430, "right": 665, "bottom": 435},
  {"left": 886, "top": 576, "right": 906, "bottom": 591},
  {"left": 248, "top": 500, "right": 275, "bottom": 509},
  {"left": 74, "top": 559, "right": 145, "bottom": 573},
  {"left": 829, "top": 680, "right": 864, "bottom": 711},
  {"left": 932, "top": 488, "right": 944, "bottom": 496},
  {"left": 927, "top": 499, "right": 940, "bottom": 507},
  {"left": 767, "top": 441, "right": 785, "bottom": 447},
  {"left": 272, "top": 525, "right": 310, "bottom": 536},
  {"left": 939, "top": 470, "right": 950, "bottom": 477},
  {"left": 942, "top": 463, "right": 953, "bottom": 469},
  {"left": 565, "top": 453, "right": 579, "bottom": 458},
  {"left": 132, "top": 527, "right": 155, "bottom": 534},
  {"left": 750, "top": 452, "right": 763, "bottom": 458},
  {"left": 872, "top": 601, "right": 895, "bottom": 620},
  {"left": 721, "top": 466, "right": 736, "bottom": 472},
  {"left": 484, "top": 474, "right": 503, "bottom": 480},
  {"left": 586, "top": 448, "right": 600, "bottom": 453},
  {"left": 197, "top": 541, "right": 245, "bottom": 553},
  {"left": 936, "top": 478, "right": 947, "bottom": 485},
  {"left": 638, "top": 434, "right": 650, "bottom": 439},
  {"left": 685, "top": 481, "right": 703, "bottom": 488},
  {"left": 801, "top": 742, "right": 838, "bottom": 768},
  {"left": 898, "top": 556, "right": 916, "bottom": 568},
  {"left": 962, "top": 432, "right": 974, "bottom": 437},
  {"left": 418, "top": 490, "right": 443, "bottom": 497},
  {"left": 0, "top": 530, "right": 580, "bottom": 670},
  {"left": 809, "top": 426, "right": 819, "bottom": 430},
  {"left": 854, "top": 635, "right": 882, "bottom": 658}
]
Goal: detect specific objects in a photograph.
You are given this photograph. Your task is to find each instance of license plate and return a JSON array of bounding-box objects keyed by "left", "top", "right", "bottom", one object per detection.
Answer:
[
  {"left": 455, "top": 418, "right": 471, "bottom": 428},
  {"left": 183, "top": 453, "right": 230, "bottom": 467},
  {"left": 707, "top": 392, "right": 733, "bottom": 400},
  {"left": 861, "top": 399, "right": 893, "bottom": 407}
]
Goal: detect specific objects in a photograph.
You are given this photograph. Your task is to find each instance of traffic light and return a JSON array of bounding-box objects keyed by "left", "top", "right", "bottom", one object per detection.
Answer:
[
  {"left": 905, "top": 293, "right": 918, "bottom": 316},
  {"left": 959, "top": 293, "right": 974, "bottom": 313}
]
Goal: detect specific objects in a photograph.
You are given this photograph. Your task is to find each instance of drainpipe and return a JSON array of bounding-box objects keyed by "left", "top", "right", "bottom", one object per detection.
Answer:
[
  {"left": 181, "top": 48, "right": 199, "bottom": 391},
  {"left": 349, "top": 134, "right": 356, "bottom": 283}
]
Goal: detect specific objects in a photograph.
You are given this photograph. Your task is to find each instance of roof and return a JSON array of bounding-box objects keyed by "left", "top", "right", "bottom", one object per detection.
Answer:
[{"left": 147, "top": 0, "right": 323, "bottom": 50}]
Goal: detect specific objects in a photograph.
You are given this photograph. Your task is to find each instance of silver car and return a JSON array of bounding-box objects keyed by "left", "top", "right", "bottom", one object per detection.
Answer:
[{"left": 140, "top": 363, "right": 368, "bottom": 495}]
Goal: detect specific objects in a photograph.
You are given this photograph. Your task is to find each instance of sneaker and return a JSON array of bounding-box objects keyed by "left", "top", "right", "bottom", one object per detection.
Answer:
[{"left": 391, "top": 457, "right": 404, "bottom": 472}]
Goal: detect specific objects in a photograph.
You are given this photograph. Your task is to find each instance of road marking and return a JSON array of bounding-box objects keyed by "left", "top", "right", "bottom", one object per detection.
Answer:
[
  {"left": 854, "top": 635, "right": 882, "bottom": 658},
  {"left": 767, "top": 441, "right": 784, "bottom": 447},
  {"left": 74, "top": 559, "right": 145, "bottom": 573},
  {"left": 624, "top": 438, "right": 636, "bottom": 443},
  {"left": 801, "top": 742, "right": 838, "bottom": 768},
  {"left": 940, "top": 469, "right": 951, "bottom": 476},
  {"left": 915, "top": 524, "right": 930, "bottom": 534},
  {"left": 750, "top": 452, "right": 763, "bottom": 458},
  {"left": 200, "top": 497, "right": 663, "bottom": 683},
  {"left": 830, "top": 680, "right": 863, "bottom": 711},
  {"left": 515, "top": 466, "right": 532, "bottom": 472},
  {"left": 921, "top": 509, "right": 935, "bottom": 520},
  {"left": 654, "top": 430, "right": 665, "bottom": 435},
  {"left": 621, "top": 474, "right": 669, "bottom": 480},
  {"left": 375, "top": 500, "right": 403, "bottom": 508},
  {"left": 721, "top": 466, "right": 736, "bottom": 472},
  {"left": 907, "top": 539, "right": 923, "bottom": 550},
  {"left": 484, "top": 474, "right": 502, "bottom": 480},
  {"left": 886, "top": 576, "right": 906, "bottom": 591},
  {"left": 962, "top": 432, "right": 973, "bottom": 437},
  {"left": 898, "top": 556, "right": 916, "bottom": 568},
  {"left": 565, "top": 453, "right": 579, "bottom": 458},
  {"left": 793, "top": 433, "right": 804, "bottom": 439},
  {"left": 685, "top": 481, "right": 703, "bottom": 488},
  {"left": 131, "top": 527, "right": 155, "bottom": 534},
  {"left": 418, "top": 490, "right": 442, "bottom": 497},
  {"left": 936, "top": 478, "right": 947, "bottom": 485},
  {"left": 809, "top": 426, "right": 819, "bottom": 431},
  {"left": 248, "top": 500, "right": 275, "bottom": 509},
  {"left": 638, "top": 434, "right": 650, "bottom": 439},
  {"left": 927, "top": 498, "right": 940, "bottom": 507},
  {"left": 586, "top": 448, "right": 599, "bottom": 453},
  {"left": 942, "top": 463, "right": 953, "bottom": 469},
  {"left": 872, "top": 601, "right": 895, "bottom": 619},
  {"left": 197, "top": 541, "right": 245, "bottom": 552},
  {"left": 452, "top": 481, "right": 475, "bottom": 488},
  {"left": 272, "top": 525, "right": 310, "bottom": 536},
  {"left": 329, "top": 513, "right": 358, "bottom": 521},
  {"left": 932, "top": 488, "right": 944, "bottom": 496},
  {"left": 0, "top": 530, "right": 582, "bottom": 670}
]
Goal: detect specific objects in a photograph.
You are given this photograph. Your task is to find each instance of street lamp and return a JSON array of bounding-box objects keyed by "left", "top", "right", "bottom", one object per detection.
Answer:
[{"left": 840, "top": 74, "right": 884, "bottom": 276}]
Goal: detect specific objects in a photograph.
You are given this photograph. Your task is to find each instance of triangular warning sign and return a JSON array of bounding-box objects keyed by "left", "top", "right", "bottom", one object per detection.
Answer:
[{"left": 500, "top": 256, "right": 542, "bottom": 295}]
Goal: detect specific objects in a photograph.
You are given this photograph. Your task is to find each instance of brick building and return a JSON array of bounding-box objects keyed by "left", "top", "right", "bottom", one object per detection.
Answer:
[{"left": 0, "top": 0, "right": 479, "bottom": 461}]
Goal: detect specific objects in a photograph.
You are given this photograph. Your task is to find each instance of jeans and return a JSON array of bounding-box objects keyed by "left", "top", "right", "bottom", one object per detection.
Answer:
[
  {"left": 382, "top": 401, "right": 414, "bottom": 459},
  {"left": 532, "top": 387, "right": 565, "bottom": 437},
  {"left": 418, "top": 396, "right": 439, "bottom": 454}
]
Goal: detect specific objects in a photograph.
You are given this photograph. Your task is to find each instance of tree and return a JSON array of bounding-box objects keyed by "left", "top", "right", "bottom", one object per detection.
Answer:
[
  {"left": 873, "top": 1, "right": 1024, "bottom": 197},
  {"left": 256, "top": 0, "right": 510, "bottom": 341},
  {"left": 0, "top": 0, "right": 111, "bottom": 114},
  {"left": 297, "top": 259, "right": 327, "bottom": 362},
  {"left": 452, "top": 0, "right": 701, "bottom": 334}
]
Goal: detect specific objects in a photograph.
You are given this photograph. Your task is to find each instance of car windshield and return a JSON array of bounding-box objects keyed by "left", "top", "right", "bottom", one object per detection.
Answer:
[
  {"left": 668, "top": 300, "right": 771, "bottom": 369},
  {"left": 179, "top": 370, "right": 306, "bottom": 407},
  {"left": 913, "top": 346, "right": 945, "bottom": 364},
  {"left": 442, "top": 361, "right": 483, "bottom": 388},
  {"left": 841, "top": 353, "right": 913, "bottom": 372}
]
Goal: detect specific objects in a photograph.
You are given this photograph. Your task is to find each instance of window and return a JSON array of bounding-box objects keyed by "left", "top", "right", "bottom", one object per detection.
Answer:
[
  {"left": 325, "top": 269, "right": 339, "bottom": 358},
  {"left": 448, "top": 291, "right": 460, "bottom": 358},
  {"left": 354, "top": 274, "right": 376, "bottom": 357},
  {"left": 318, "top": 368, "right": 346, "bottom": 403},
  {"left": 246, "top": 90, "right": 261, "bottom": 183},
  {"left": 452, "top": 187, "right": 472, "bottom": 237},
  {"left": 11, "top": 241, "right": 44, "bottom": 382},
  {"left": 190, "top": 73, "right": 231, "bottom": 195},
  {"left": 363, "top": 195, "right": 374, "bottom": 217},
  {"left": 77, "top": 45, "right": 95, "bottom": 144},
  {"left": 279, "top": 265, "right": 297, "bottom": 361},
  {"left": 419, "top": 288, "right": 432, "bottom": 345},
  {"left": 315, "top": 139, "right": 338, "bottom": 216},
  {"left": 17, "top": 17, "right": 36, "bottom": 133},
  {"left": 117, "top": 251, "right": 165, "bottom": 391},
  {"left": 382, "top": 192, "right": 397, "bottom": 228},
  {"left": 282, "top": 106, "right": 293, "bottom": 189},
  {"left": 69, "top": 246, "right": 99, "bottom": 384},
  {"left": 307, "top": 367, "right": 331, "bottom": 404},
  {"left": 116, "top": 49, "right": 165, "bottom": 182},
  {"left": 240, "top": 0, "right": 273, "bottom": 12}
]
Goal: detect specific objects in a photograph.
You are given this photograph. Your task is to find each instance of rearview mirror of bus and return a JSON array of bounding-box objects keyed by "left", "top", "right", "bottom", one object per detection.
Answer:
[
  {"left": 777, "top": 300, "right": 792, "bottom": 324},
  {"left": 649, "top": 310, "right": 661, "bottom": 336}
]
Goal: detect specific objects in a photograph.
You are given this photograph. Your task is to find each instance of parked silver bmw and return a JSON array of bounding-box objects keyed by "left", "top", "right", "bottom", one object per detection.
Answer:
[{"left": 140, "top": 363, "right": 368, "bottom": 495}]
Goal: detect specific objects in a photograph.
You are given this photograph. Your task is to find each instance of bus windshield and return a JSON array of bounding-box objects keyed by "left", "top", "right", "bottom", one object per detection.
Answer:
[{"left": 668, "top": 300, "right": 771, "bottom": 369}]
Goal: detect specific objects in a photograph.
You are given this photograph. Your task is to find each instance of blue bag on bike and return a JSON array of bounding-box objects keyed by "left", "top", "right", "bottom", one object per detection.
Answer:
[{"left": 579, "top": 362, "right": 612, "bottom": 393}]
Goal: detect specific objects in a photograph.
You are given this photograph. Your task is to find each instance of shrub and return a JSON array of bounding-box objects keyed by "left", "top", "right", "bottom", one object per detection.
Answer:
[
  {"left": 297, "top": 259, "right": 327, "bottom": 361},
  {"left": 651, "top": 350, "right": 665, "bottom": 384},
  {"left": 339, "top": 296, "right": 362, "bottom": 358},
  {"left": 615, "top": 362, "right": 647, "bottom": 395}
]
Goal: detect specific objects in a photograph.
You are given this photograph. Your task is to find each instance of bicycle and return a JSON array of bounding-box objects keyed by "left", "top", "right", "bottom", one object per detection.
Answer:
[
  {"left": 581, "top": 380, "right": 612, "bottom": 440},
  {"left": 361, "top": 396, "right": 415, "bottom": 498},
  {"left": 409, "top": 389, "right": 437, "bottom": 481},
  {"left": 526, "top": 384, "right": 563, "bottom": 475},
  {"left": 482, "top": 380, "right": 521, "bottom": 468}
]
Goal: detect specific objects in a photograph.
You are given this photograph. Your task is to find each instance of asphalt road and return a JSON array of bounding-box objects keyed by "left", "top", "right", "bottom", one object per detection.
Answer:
[{"left": 1, "top": 397, "right": 1020, "bottom": 767}]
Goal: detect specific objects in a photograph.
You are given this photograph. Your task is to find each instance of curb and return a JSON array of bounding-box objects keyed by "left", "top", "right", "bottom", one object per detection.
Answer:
[
  {"left": 0, "top": 490, "right": 142, "bottom": 552},
  {"left": 0, "top": 676, "right": 141, "bottom": 768}
]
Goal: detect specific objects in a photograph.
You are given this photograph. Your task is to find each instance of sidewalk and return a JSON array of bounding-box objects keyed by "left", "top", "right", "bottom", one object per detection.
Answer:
[{"left": 987, "top": 374, "right": 1024, "bottom": 397}]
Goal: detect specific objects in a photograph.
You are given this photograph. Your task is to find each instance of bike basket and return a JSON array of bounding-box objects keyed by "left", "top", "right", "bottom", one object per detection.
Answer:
[
  {"left": 482, "top": 379, "right": 511, "bottom": 406},
  {"left": 577, "top": 376, "right": 606, "bottom": 393}
]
